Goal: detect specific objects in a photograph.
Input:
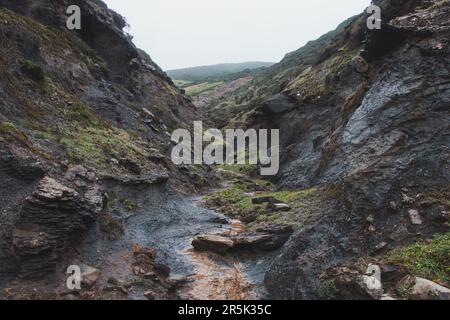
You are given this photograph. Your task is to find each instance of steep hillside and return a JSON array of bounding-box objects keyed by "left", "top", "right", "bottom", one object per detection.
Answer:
[
  {"left": 264, "top": 0, "right": 450, "bottom": 299},
  {"left": 167, "top": 61, "right": 274, "bottom": 83},
  {"left": 0, "top": 0, "right": 209, "bottom": 285}
]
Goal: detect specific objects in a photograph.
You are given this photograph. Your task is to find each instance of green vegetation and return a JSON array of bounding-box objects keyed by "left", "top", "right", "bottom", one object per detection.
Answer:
[
  {"left": 0, "top": 121, "right": 17, "bottom": 131},
  {"left": 99, "top": 213, "right": 124, "bottom": 240},
  {"left": 129, "top": 276, "right": 145, "bottom": 287},
  {"left": 121, "top": 199, "right": 137, "bottom": 210},
  {"left": 0, "top": 121, "right": 52, "bottom": 159},
  {"left": 205, "top": 176, "right": 324, "bottom": 228},
  {"left": 396, "top": 279, "right": 415, "bottom": 299},
  {"left": 220, "top": 163, "right": 258, "bottom": 176},
  {"left": 19, "top": 59, "right": 45, "bottom": 81},
  {"left": 184, "top": 81, "right": 224, "bottom": 96},
  {"left": 167, "top": 62, "right": 274, "bottom": 83},
  {"left": 317, "top": 279, "right": 338, "bottom": 300},
  {"left": 173, "top": 79, "right": 192, "bottom": 88},
  {"left": 0, "top": 7, "right": 169, "bottom": 180},
  {"left": 18, "top": 59, "right": 53, "bottom": 95},
  {"left": 59, "top": 126, "right": 148, "bottom": 169},
  {"left": 387, "top": 233, "right": 450, "bottom": 284},
  {"left": 424, "top": 190, "right": 450, "bottom": 207}
]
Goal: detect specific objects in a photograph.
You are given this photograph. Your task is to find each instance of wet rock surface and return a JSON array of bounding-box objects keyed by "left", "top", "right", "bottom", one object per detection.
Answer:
[
  {"left": 192, "top": 223, "right": 294, "bottom": 254},
  {"left": 192, "top": 235, "right": 234, "bottom": 254}
]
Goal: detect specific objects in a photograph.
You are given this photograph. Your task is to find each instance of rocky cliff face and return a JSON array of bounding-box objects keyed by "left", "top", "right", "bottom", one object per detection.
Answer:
[
  {"left": 258, "top": 0, "right": 450, "bottom": 299},
  {"left": 0, "top": 0, "right": 205, "bottom": 280}
]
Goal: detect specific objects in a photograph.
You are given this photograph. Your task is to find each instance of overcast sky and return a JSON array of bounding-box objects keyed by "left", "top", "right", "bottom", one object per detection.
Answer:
[{"left": 103, "top": 0, "right": 371, "bottom": 70}]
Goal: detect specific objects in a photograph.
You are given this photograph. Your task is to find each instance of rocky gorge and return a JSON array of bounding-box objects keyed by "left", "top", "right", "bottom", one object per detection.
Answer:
[{"left": 0, "top": 0, "right": 449, "bottom": 300}]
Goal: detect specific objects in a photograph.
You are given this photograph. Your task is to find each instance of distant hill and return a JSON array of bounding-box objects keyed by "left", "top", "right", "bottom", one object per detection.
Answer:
[{"left": 166, "top": 62, "right": 274, "bottom": 82}]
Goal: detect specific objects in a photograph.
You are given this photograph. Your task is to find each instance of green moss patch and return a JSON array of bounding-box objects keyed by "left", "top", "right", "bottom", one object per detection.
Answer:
[
  {"left": 387, "top": 233, "right": 450, "bottom": 284},
  {"left": 185, "top": 81, "right": 224, "bottom": 96},
  {"left": 205, "top": 177, "right": 327, "bottom": 229},
  {"left": 19, "top": 59, "right": 45, "bottom": 81}
]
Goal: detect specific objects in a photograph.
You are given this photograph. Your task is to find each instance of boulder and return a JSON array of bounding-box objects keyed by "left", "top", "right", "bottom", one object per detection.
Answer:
[
  {"left": 192, "top": 235, "right": 234, "bottom": 254},
  {"left": 410, "top": 277, "right": 450, "bottom": 300},
  {"left": 408, "top": 209, "right": 423, "bottom": 225},
  {"left": 259, "top": 93, "right": 296, "bottom": 115},
  {"left": 81, "top": 265, "right": 101, "bottom": 288},
  {"left": 359, "top": 264, "right": 383, "bottom": 299},
  {"left": 231, "top": 223, "right": 294, "bottom": 251},
  {"left": 12, "top": 177, "right": 103, "bottom": 278}
]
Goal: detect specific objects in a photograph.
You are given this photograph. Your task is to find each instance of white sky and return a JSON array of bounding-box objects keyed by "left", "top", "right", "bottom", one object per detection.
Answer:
[{"left": 103, "top": 0, "right": 371, "bottom": 70}]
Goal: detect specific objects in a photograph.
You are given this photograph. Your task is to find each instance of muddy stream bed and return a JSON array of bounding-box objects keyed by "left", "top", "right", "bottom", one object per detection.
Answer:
[{"left": 76, "top": 186, "right": 277, "bottom": 300}]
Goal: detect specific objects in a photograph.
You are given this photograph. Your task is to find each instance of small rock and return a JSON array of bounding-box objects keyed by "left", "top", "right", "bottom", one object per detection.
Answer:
[
  {"left": 408, "top": 209, "right": 423, "bottom": 225},
  {"left": 269, "top": 203, "right": 291, "bottom": 212},
  {"left": 154, "top": 263, "right": 171, "bottom": 278},
  {"left": 106, "top": 277, "right": 131, "bottom": 294},
  {"left": 132, "top": 266, "right": 141, "bottom": 276},
  {"left": 388, "top": 201, "right": 398, "bottom": 212},
  {"left": 144, "top": 290, "right": 156, "bottom": 300},
  {"left": 166, "top": 275, "right": 189, "bottom": 289},
  {"left": 144, "top": 272, "right": 158, "bottom": 280},
  {"left": 366, "top": 215, "right": 375, "bottom": 223},
  {"left": 360, "top": 264, "right": 383, "bottom": 299},
  {"left": 369, "top": 225, "right": 376, "bottom": 233},
  {"left": 418, "top": 199, "right": 434, "bottom": 208},
  {"left": 142, "top": 108, "right": 156, "bottom": 120},
  {"left": 350, "top": 55, "right": 369, "bottom": 73},
  {"left": 210, "top": 216, "right": 230, "bottom": 224},
  {"left": 375, "top": 242, "right": 388, "bottom": 252},
  {"left": 81, "top": 266, "right": 101, "bottom": 288},
  {"left": 402, "top": 193, "right": 414, "bottom": 205},
  {"left": 380, "top": 294, "right": 396, "bottom": 300}
]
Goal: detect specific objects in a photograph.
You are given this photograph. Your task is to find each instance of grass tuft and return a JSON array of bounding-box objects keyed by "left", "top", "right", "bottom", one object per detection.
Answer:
[{"left": 387, "top": 233, "right": 450, "bottom": 284}]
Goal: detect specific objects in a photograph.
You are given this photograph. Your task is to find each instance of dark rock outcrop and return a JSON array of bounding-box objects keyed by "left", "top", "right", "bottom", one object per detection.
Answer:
[
  {"left": 0, "top": 0, "right": 205, "bottom": 282},
  {"left": 231, "top": 223, "right": 294, "bottom": 252},
  {"left": 12, "top": 176, "right": 104, "bottom": 278},
  {"left": 256, "top": 0, "right": 450, "bottom": 299}
]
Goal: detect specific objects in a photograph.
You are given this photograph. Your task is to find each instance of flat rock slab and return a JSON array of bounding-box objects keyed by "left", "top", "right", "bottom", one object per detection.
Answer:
[
  {"left": 192, "top": 223, "right": 294, "bottom": 254},
  {"left": 192, "top": 235, "right": 234, "bottom": 254}
]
